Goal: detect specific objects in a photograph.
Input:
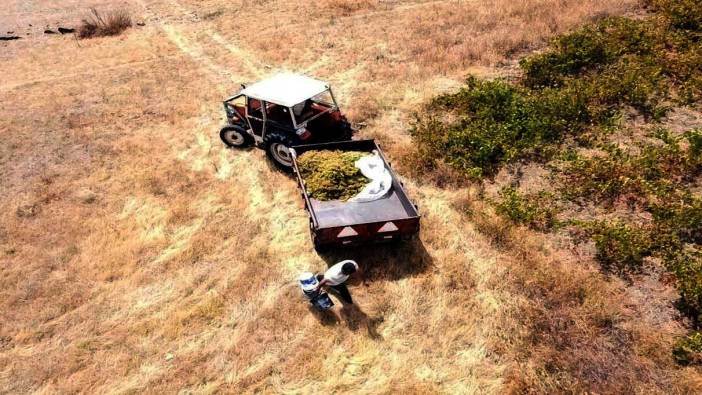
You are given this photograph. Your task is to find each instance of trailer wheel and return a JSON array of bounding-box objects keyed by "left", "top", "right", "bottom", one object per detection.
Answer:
[
  {"left": 220, "top": 125, "right": 253, "bottom": 148},
  {"left": 264, "top": 131, "right": 296, "bottom": 171}
]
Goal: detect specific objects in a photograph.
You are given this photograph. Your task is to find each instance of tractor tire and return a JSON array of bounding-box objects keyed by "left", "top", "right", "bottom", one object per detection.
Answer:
[
  {"left": 220, "top": 125, "right": 253, "bottom": 148},
  {"left": 264, "top": 131, "right": 297, "bottom": 171},
  {"left": 338, "top": 121, "right": 353, "bottom": 141}
]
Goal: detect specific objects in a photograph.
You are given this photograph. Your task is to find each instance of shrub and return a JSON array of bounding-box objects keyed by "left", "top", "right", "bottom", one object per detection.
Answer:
[
  {"left": 520, "top": 17, "right": 661, "bottom": 89},
  {"left": 560, "top": 130, "right": 702, "bottom": 203},
  {"left": 651, "top": 193, "right": 702, "bottom": 245},
  {"left": 559, "top": 146, "right": 642, "bottom": 203},
  {"left": 673, "top": 331, "right": 702, "bottom": 365},
  {"left": 587, "top": 221, "right": 652, "bottom": 273},
  {"left": 412, "top": 0, "right": 702, "bottom": 180},
  {"left": 638, "top": 130, "right": 701, "bottom": 188},
  {"left": 495, "top": 187, "right": 557, "bottom": 231},
  {"left": 663, "top": 247, "right": 702, "bottom": 323},
  {"left": 687, "top": 129, "right": 702, "bottom": 156},
  {"left": 410, "top": 77, "right": 589, "bottom": 178},
  {"left": 78, "top": 8, "right": 132, "bottom": 39},
  {"left": 650, "top": 0, "right": 702, "bottom": 31},
  {"left": 409, "top": 0, "right": 702, "bottom": 361}
]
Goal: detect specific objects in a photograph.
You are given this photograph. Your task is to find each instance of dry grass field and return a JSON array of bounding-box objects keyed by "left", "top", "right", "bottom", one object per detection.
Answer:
[{"left": 2, "top": 0, "right": 701, "bottom": 393}]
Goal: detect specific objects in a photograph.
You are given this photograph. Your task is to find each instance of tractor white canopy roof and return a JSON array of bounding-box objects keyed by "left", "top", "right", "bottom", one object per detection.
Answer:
[{"left": 240, "top": 73, "right": 329, "bottom": 107}]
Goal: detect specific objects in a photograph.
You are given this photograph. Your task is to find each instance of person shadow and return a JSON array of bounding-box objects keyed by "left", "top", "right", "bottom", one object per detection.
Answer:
[
  {"left": 313, "top": 238, "right": 433, "bottom": 338},
  {"left": 339, "top": 303, "right": 383, "bottom": 340}
]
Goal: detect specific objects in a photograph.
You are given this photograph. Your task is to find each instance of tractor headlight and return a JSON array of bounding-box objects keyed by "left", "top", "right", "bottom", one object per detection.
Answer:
[{"left": 224, "top": 104, "right": 235, "bottom": 117}]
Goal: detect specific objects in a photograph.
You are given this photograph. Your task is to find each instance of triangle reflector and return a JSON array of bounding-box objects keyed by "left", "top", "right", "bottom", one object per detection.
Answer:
[
  {"left": 377, "top": 222, "right": 399, "bottom": 233},
  {"left": 337, "top": 226, "right": 358, "bottom": 238}
]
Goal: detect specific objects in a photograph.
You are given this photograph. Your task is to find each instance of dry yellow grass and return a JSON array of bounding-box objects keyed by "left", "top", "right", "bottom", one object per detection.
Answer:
[{"left": 1, "top": 0, "right": 700, "bottom": 393}]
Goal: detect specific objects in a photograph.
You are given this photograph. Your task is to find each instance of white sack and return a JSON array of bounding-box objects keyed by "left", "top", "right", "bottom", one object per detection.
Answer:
[{"left": 349, "top": 150, "right": 393, "bottom": 203}]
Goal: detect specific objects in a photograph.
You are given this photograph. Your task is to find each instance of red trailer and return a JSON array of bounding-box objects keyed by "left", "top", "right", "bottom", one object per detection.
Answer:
[{"left": 290, "top": 139, "right": 420, "bottom": 251}]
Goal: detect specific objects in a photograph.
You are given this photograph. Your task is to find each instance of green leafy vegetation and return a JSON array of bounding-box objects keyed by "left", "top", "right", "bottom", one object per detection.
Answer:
[
  {"left": 673, "top": 331, "right": 702, "bottom": 365},
  {"left": 586, "top": 221, "right": 653, "bottom": 274},
  {"left": 412, "top": 0, "right": 702, "bottom": 363},
  {"left": 297, "top": 150, "right": 369, "bottom": 201},
  {"left": 495, "top": 188, "right": 557, "bottom": 231},
  {"left": 551, "top": 136, "right": 701, "bottom": 319},
  {"left": 411, "top": 77, "right": 589, "bottom": 178},
  {"left": 411, "top": 1, "right": 702, "bottom": 179},
  {"left": 559, "top": 130, "right": 702, "bottom": 203},
  {"left": 664, "top": 247, "right": 702, "bottom": 322}
]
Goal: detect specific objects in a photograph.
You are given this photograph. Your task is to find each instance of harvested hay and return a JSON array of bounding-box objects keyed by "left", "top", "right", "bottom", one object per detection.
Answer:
[
  {"left": 78, "top": 8, "right": 132, "bottom": 39},
  {"left": 297, "top": 150, "right": 369, "bottom": 201}
]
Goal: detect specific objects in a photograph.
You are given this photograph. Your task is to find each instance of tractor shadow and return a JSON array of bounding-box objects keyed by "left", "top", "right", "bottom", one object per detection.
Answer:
[{"left": 318, "top": 237, "right": 433, "bottom": 283}]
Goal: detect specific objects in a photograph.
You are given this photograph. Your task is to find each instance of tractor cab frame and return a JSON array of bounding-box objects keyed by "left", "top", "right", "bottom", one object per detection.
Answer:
[{"left": 220, "top": 73, "right": 353, "bottom": 169}]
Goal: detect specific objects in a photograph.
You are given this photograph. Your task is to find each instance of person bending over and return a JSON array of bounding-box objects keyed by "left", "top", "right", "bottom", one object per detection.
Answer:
[{"left": 316, "top": 260, "right": 359, "bottom": 304}]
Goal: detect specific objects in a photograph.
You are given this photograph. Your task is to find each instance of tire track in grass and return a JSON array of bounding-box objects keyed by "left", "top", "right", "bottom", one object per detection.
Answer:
[
  {"left": 131, "top": 1, "right": 320, "bottom": 380},
  {"left": 0, "top": 54, "right": 184, "bottom": 93}
]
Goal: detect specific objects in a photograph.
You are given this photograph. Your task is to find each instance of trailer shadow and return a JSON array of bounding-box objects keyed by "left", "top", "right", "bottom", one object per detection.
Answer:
[{"left": 317, "top": 237, "right": 433, "bottom": 283}]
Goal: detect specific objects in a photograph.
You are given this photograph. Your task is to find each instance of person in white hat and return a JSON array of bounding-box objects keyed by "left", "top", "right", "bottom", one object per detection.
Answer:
[{"left": 315, "top": 260, "right": 359, "bottom": 304}]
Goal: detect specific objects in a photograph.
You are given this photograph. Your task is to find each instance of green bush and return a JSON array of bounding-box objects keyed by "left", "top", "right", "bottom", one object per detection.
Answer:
[
  {"left": 687, "top": 129, "right": 702, "bottom": 156},
  {"left": 651, "top": 0, "right": 702, "bottom": 31},
  {"left": 560, "top": 130, "right": 702, "bottom": 203},
  {"left": 410, "top": 0, "right": 702, "bottom": 359},
  {"left": 589, "top": 57, "right": 667, "bottom": 117},
  {"left": 663, "top": 247, "right": 702, "bottom": 323},
  {"left": 520, "top": 17, "right": 661, "bottom": 89},
  {"left": 411, "top": 77, "right": 589, "bottom": 178},
  {"left": 412, "top": 2, "right": 702, "bottom": 178},
  {"left": 413, "top": 0, "right": 702, "bottom": 180},
  {"left": 559, "top": 146, "right": 642, "bottom": 203},
  {"left": 587, "top": 221, "right": 653, "bottom": 273},
  {"left": 495, "top": 188, "right": 557, "bottom": 231},
  {"left": 673, "top": 331, "right": 702, "bottom": 365},
  {"left": 651, "top": 192, "right": 702, "bottom": 245}
]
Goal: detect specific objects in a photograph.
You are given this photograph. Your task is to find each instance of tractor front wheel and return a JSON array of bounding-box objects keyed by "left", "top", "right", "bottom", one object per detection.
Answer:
[{"left": 220, "top": 125, "right": 253, "bottom": 148}]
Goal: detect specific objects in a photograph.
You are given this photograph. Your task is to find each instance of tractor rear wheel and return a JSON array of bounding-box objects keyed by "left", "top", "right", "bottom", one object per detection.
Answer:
[
  {"left": 264, "top": 132, "right": 296, "bottom": 170},
  {"left": 220, "top": 125, "right": 253, "bottom": 148},
  {"left": 338, "top": 121, "right": 353, "bottom": 141}
]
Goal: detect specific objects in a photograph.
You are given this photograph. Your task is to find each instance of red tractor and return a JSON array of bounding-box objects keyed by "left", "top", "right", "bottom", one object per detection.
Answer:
[{"left": 220, "top": 73, "right": 353, "bottom": 169}]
